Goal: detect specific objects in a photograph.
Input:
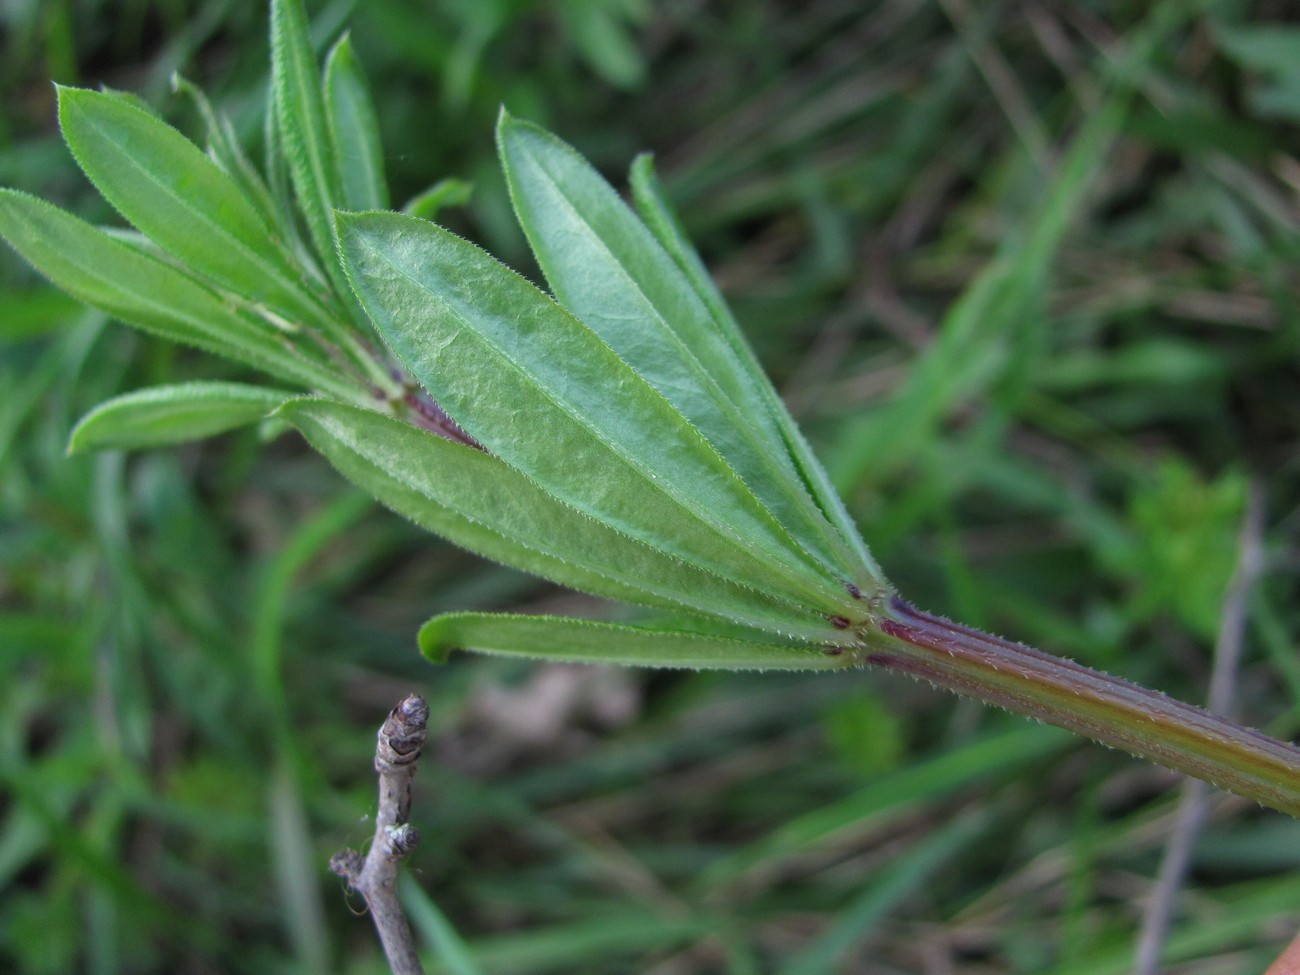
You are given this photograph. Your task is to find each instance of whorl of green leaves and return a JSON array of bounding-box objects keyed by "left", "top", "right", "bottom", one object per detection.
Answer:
[{"left": 0, "top": 0, "right": 883, "bottom": 669}]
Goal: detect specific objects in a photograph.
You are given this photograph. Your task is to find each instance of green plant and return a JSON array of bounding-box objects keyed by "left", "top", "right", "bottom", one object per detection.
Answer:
[{"left": 1, "top": 0, "right": 1296, "bottom": 835}]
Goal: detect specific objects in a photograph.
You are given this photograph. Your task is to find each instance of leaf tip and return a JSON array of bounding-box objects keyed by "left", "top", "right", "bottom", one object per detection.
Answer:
[
  {"left": 497, "top": 105, "right": 543, "bottom": 149},
  {"left": 326, "top": 29, "right": 355, "bottom": 60},
  {"left": 268, "top": 397, "right": 300, "bottom": 421},
  {"left": 55, "top": 84, "right": 137, "bottom": 151},
  {"left": 325, "top": 30, "right": 360, "bottom": 84},
  {"left": 629, "top": 151, "right": 659, "bottom": 192},
  {"left": 268, "top": 395, "right": 328, "bottom": 432},
  {"left": 54, "top": 82, "right": 108, "bottom": 116},
  {"left": 495, "top": 105, "right": 516, "bottom": 148},
  {"left": 330, "top": 206, "right": 364, "bottom": 236},
  {"left": 65, "top": 405, "right": 103, "bottom": 456},
  {"left": 417, "top": 617, "right": 457, "bottom": 665},
  {"left": 53, "top": 82, "right": 81, "bottom": 119}
]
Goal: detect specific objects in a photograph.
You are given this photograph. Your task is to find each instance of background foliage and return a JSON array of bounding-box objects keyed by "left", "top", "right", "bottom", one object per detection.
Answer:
[{"left": 3, "top": 1, "right": 1300, "bottom": 972}]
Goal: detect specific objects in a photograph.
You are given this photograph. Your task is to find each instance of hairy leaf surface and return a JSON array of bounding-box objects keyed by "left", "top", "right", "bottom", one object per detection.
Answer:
[
  {"left": 336, "top": 210, "right": 862, "bottom": 619},
  {"left": 498, "top": 114, "right": 868, "bottom": 586},
  {"left": 279, "top": 399, "right": 844, "bottom": 641}
]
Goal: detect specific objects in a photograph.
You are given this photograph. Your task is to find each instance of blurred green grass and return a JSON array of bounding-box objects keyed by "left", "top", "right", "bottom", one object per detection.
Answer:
[{"left": 2, "top": 1, "right": 1300, "bottom": 972}]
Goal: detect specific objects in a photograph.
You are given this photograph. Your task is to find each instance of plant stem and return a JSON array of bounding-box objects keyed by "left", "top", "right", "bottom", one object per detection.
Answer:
[
  {"left": 331, "top": 695, "right": 429, "bottom": 975},
  {"left": 862, "top": 594, "right": 1300, "bottom": 817}
]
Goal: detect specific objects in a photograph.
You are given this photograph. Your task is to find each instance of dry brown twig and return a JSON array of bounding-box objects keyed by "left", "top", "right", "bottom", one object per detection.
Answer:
[{"left": 332, "top": 695, "right": 430, "bottom": 975}]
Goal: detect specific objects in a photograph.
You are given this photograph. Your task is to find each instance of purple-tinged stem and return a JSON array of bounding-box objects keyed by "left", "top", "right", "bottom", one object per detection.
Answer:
[
  {"left": 862, "top": 594, "right": 1300, "bottom": 817},
  {"left": 401, "top": 389, "right": 481, "bottom": 449}
]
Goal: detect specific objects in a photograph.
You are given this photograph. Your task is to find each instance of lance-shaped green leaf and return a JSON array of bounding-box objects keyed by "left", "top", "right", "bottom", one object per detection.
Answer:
[
  {"left": 402, "top": 178, "right": 473, "bottom": 221},
  {"left": 68, "top": 383, "right": 294, "bottom": 454},
  {"left": 171, "top": 73, "right": 283, "bottom": 237},
  {"left": 278, "top": 398, "right": 844, "bottom": 642},
  {"left": 270, "top": 0, "right": 343, "bottom": 274},
  {"left": 629, "top": 153, "right": 879, "bottom": 575},
  {"left": 499, "top": 115, "right": 765, "bottom": 429},
  {"left": 497, "top": 114, "right": 869, "bottom": 587},
  {"left": 335, "top": 210, "right": 861, "bottom": 620},
  {"left": 56, "top": 86, "right": 330, "bottom": 333},
  {"left": 264, "top": 88, "right": 298, "bottom": 247},
  {"left": 324, "top": 33, "right": 388, "bottom": 212},
  {"left": 420, "top": 613, "right": 856, "bottom": 671},
  {"left": 0, "top": 190, "right": 357, "bottom": 401}
]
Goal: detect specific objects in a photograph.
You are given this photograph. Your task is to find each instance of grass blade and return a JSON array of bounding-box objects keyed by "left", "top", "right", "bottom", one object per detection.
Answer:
[
  {"left": 699, "top": 724, "right": 1072, "bottom": 890},
  {"left": 398, "top": 874, "right": 486, "bottom": 975},
  {"left": 775, "top": 812, "right": 990, "bottom": 975},
  {"left": 825, "top": 16, "right": 1175, "bottom": 491},
  {"left": 268, "top": 762, "right": 329, "bottom": 975},
  {"left": 448, "top": 910, "right": 720, "bottom": 975}
]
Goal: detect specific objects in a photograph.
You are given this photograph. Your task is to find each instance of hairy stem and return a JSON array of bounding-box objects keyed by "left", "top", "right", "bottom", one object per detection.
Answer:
[{"left": 862, "top": 594, "right": 1300, "bottom": 817}]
